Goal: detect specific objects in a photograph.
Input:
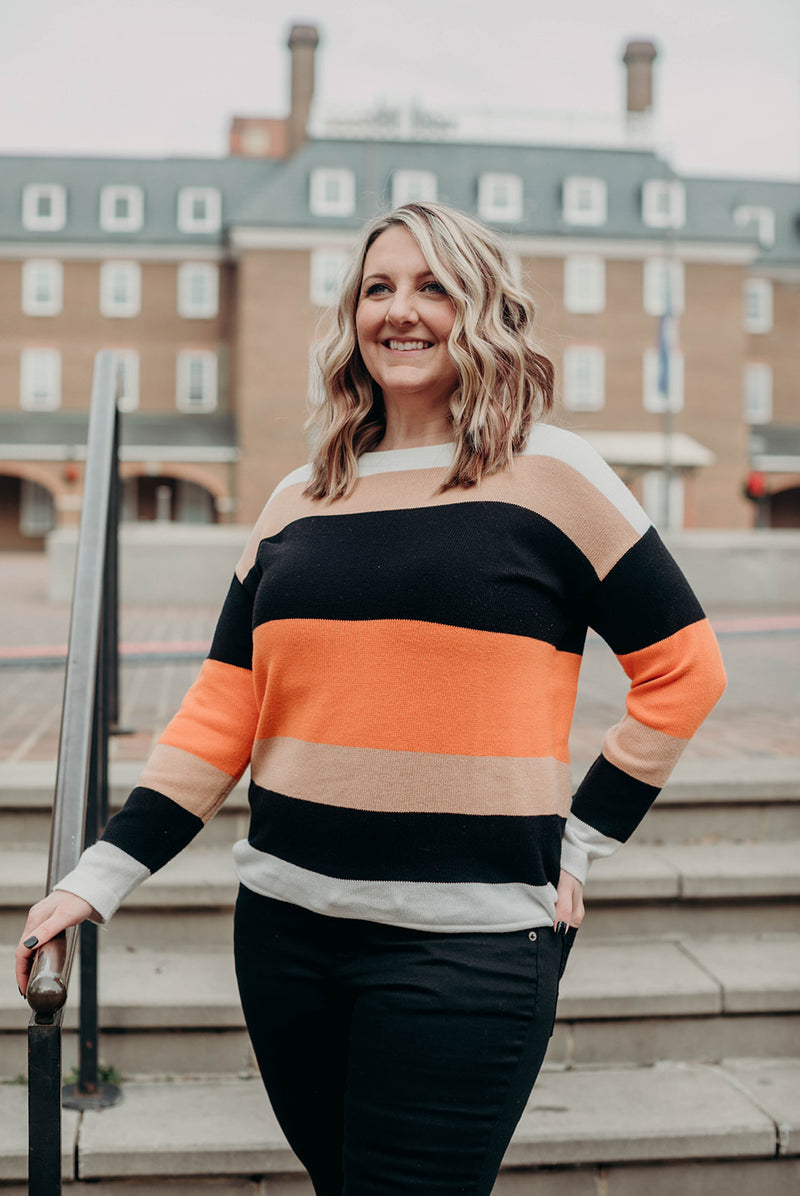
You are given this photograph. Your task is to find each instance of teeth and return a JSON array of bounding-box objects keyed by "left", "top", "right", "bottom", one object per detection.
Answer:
[{"left": 387, "top": 340, "right": 431, "bottom": 351}]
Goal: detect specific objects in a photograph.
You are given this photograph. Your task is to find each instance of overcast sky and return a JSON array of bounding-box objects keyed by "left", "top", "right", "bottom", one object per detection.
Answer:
[{"left": 2, "top": 0, "right": 798, "bottom": 179}]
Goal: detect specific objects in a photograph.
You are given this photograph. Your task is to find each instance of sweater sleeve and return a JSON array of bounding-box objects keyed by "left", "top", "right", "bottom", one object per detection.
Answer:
[
  {"left": 560, "top": 514, "right": 726, "bottom": 887},
  {"left": 54, "top": 537, "right": 264, "bottom": 922}
]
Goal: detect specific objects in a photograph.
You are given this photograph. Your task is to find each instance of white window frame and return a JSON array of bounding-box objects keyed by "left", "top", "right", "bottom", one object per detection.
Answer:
[
  {"left": 177, "top": 263, "right": 219, "bottom": 319},
  {"left": 176, "top": 350, "right": 218, "bottom": 413},
  {"left": 19, "top": 480, "right": 56, "bottom": 537},
  {"left": 177, "top": 187, "right": 222, "bottom": 233},
  {"left": 734, "top": 205, "right": 776, "bottom": 249},
  {"left": 643, "top": 257, "right": 685, "bottom": 317},
  {"left": 743, "top": 363, "right": 773, "bottom": 425},
  {"left": 642, "top": 179, "right": 686, "bottom": 229},
  {"left": 309, "top": 249, "right": 349, "bottom": 307},
  {"left": 20, "top": 349, "right": 61, "bottom": 411},
  {"left": 643, "top": 346, "right": 684, "bottom": 413},
  {"left": 99, "top": 261, "right": 142, "bottom": 318},
  {"left": 477, "top": 173, "right": 524, "bottom": 223},
  {"left": 21, "top": 259, "right": 63, "bottom": 316},
  {"left": 562, "top": 177, "right": 607, "bottom": 227},
  {"left": 642, "top": 470, "right": 685, "bottom": 531},
  {"left": 100, "top": 185, "right": 144, "bottom": 232},
  {"left": 743, "top": 278, "right": 773, "bottom": 334},
  {"left": 562, "top": 347, "right": 605, "bottom": 411},
  {"left": 309, "top": 169, "right": 356, "bottom": 217},
  {"left": 391, "top": 170, "right": 438, "bottom": 206},
  {"left": 563, "top": 256, "right": 605, "bottom": 314},
  {"left": 110, "top": 349, "right": 140, "bottom": 413},
  {"left": 22, "top": 184, "right": 67, "bottom": 232}
]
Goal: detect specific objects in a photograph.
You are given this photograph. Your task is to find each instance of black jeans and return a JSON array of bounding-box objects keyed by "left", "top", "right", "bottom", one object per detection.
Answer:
[{"left": 234, "top": 886, "right": 576, "bottom": 1195}]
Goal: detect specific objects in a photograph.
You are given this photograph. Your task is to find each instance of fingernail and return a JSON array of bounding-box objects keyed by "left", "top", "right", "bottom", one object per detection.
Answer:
[
  {"left": 556, "top": 921, "right": 567, "bottom": 937},
  {"left": 23, "top": 936, "right": 38, "bottom": 949},
  {"left": 19, "top": 987, "right": 26, "bottom": 998}
]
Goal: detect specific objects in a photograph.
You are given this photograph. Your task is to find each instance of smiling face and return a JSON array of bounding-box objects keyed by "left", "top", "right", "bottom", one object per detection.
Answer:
[{"left": 355, "top": 224, "right": 459, "bottom": 423}]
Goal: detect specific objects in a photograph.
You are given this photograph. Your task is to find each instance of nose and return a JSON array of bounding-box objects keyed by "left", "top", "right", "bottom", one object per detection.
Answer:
[{"left": 385, "top": 286, "right": 418, "bottom": 327}]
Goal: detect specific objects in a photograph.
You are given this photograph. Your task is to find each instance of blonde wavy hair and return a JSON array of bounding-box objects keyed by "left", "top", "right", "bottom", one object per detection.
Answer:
[{"left": 304, "top": 201, "right": 554, "bottom": 501}]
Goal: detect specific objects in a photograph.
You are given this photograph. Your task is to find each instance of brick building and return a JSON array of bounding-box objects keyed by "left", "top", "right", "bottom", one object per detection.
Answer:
[{"left": 1, "top": 26, "right": 798, "bottom": 549}]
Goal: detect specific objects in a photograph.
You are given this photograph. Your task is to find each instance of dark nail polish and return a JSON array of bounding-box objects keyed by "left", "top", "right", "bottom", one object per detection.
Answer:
[
  {"left": 556, "top": 921, "right": 567, "bottom": 937},
  {"left": 23, "top": 936, "right": 39, "bottom": 949},
  {"left": 19, "top": 987, "right": 26, "bottom": 998}
]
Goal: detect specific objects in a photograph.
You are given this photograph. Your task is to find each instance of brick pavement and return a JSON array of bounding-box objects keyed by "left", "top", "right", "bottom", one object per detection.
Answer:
[{"left": 1, "top": 552, "right": 798, "bottom": 766}]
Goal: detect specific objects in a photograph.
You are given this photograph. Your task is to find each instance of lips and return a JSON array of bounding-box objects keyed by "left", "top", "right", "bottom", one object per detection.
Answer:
[{"left": 383, "top": 339, "right": 433, "bottom": 351}]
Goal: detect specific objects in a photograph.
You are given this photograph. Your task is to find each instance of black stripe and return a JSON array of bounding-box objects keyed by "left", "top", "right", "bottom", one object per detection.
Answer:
[
  {"left": 101, "top": 787, "right": 203, "bottom": 873},
  {"left": 209, "top": 574, "right": 255, "bottom": 670},
  {"left": 571, "top": 754, "right": 660, "bottom": 843},
  {"left": 586, "top": 527, "right": 706, "bottom": 655},
  {"left": 247, "top": 782, "right": 565, "bottom": 887},
  {"left": 252, "top": 504, "right": 596, "bottom": 652}
]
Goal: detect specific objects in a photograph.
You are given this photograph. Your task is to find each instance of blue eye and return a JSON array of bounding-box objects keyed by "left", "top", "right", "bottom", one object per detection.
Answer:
[
  {"left": 365, "top": 282, "right": 390, "bottom": 296},
  {"left": 423, "top": 281, "right": 447, "bottom": 295}
]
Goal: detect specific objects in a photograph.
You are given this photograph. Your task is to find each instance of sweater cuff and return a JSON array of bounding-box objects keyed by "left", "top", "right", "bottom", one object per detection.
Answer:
[
  {"left": 559, "top": 838, "right": 590, "bottom": 886},
  {"left": 53, "top": 841, "right": 150, "bottom": 924}
]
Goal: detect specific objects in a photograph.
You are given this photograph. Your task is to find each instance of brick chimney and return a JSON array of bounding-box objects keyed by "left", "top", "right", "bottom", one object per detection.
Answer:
[
  {"left": 622, "top": 40, "right": 657, "bottom": 115},
  {"left": 287, "top": 23, "right": 320, "bottom": 154}
]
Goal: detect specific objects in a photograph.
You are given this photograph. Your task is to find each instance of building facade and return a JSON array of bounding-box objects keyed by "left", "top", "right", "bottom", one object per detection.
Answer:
[{"left": 1, "top": 28, "right": 798, "bottom": 549}]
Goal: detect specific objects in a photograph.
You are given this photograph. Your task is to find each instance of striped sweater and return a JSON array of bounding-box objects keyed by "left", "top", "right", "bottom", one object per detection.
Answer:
[{"left": 56, "top": 425, "right": 726, "bottom": 932}]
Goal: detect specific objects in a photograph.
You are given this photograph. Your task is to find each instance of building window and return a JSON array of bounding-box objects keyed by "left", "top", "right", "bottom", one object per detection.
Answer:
[
  {"left": 176, "top": 350, "right": 217, "bottom": 412},
  {"left": 477, "top": 174, "right": 523, "bottom": 222},
  {"left": 177, "top": 187, "right": 222, "bottom": 233},
  {"left": 310, "top": 169, "right": 357, "bottom": 217},
  {"left": 309, "top": 249, "right": 349, "bottom": 307},
  {"left": 563, "top": 256, "right": 605, "bottom": 314},
  {"left": 642, "top": 470, "right": 685, "bottom": 531},
  {"left": 743, "top": 278, "right": 773, "bottom": 334},
  {"left": 562, "top": 347, "right": 605, "bottom": 411},
  {"left": 177, "top": 263, "right": 219, "bottom": 318},
  {"left": 111, "top": 350, "right": 140, "bottom": 413},
  {"left": 100, "top": 185, "right": 144, "bottom": 232},
  {"left": 391, "top": 170, "right": 438, "bottom": 206},
  {"left": 99, "top": 261, "right": 141, "bottom": 317},
  {"left": 643, "top": 257, "right": 685, "bottom": 316},
  {"left": 20, "top": 349, "right": 61, "bottom": 411},
  {"left": 19, "top": 480, "right": 56, "bottom": 537},
  {"left": 734, "top": 205, "right": 776, "bottom": 249},
  {"left": 643, "top": 347, "right": 684, "bottom": 413},
  {"left": 21, "top": 260, "right": 63, "bottom": 316},
  {"left": 743, "top": 363, "right": 773, "bottom": 425},
  {"left": 22, "top": 184, "right": 67, "bottom": 231},
  {"left": 642, "top": 180, "right": 686, "bottom": 229},
  {"left": 562, "top": 177, "right": 607, "bottom": 226}
]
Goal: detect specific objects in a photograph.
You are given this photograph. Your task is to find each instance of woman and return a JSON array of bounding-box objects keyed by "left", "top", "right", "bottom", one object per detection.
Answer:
[{"left": 17, "top": 201, "right": 726, "bottom": 1194}]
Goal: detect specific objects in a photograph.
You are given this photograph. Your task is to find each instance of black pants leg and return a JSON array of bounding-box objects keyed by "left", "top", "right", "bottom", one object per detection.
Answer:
[{"left": 234, "top": 886, "right": 565, "bottom": 1196}]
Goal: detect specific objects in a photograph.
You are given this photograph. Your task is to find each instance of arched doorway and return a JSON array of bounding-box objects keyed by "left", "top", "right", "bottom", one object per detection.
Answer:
[
  {"left": 0, "top": 476, "right": 56, "bottom": 551},
  {"left": 122, "top": 476, "right": 218, "bottom": 524},
  {"left": 769, "top": 486, "right": 800, "bottom": 528}
]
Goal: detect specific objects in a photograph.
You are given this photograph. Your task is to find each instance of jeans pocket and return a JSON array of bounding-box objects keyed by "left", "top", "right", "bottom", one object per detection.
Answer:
[{"left": 558, "top": 926, "right": 578, "bottom": 982}]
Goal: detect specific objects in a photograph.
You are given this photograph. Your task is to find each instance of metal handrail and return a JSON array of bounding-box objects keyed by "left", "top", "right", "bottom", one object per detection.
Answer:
[{"left": 26, "top": 351, "right": 122, "bottom": 1194}]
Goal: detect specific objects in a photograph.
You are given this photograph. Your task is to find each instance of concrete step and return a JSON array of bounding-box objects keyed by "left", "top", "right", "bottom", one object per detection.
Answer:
[
  {"left": 4, "top": 837, "right": 800, "bottom": 947},
  {"left": 2, "top": 756, "right": 800, "bottom": 848},
  {"left": 2, "top": 935, "right": 798, "bottom": 1079},
  {"left": 2, "top": 1061, "right": 798, "bottom": 1191}
]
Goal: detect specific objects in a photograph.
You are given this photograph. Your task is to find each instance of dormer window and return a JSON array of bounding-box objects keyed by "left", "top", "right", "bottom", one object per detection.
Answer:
[
  {"left": 478, "top": 174, "right": 523, "bottom": 223},
  {"left": 22, "top": 184, "right": 67, "bottom": 231},
  {"left": 177, "top": 188, "right": 222, "bottom": 233},
  {"left": 310, "top": 169, "right": 356, "bottom": 217},
  {"left": 735, "top": 206, "right": 776, "bottom": 249},
  {"left": 392, "top": 171, "right": 438, "bottom": 206},
  {"left": 100, "top": 186, "right": 144, "bottom": 232},
  {"left": 562, "top": 178, "right": 607, "bottom": 226},
  {"left": 642, "top": 180, "right": 686, "bottom": 229}
]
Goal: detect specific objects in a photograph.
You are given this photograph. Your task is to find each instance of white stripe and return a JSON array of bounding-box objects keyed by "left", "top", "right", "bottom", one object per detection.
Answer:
[
  {"left": 54, "top": 841, "right": 150, "bottom": 924},
  {"left": 233, "top": 840, "right": 557, "bottom": 933},
  {"left": 560, "top": 812, "right": 622, "bottom": 885}
]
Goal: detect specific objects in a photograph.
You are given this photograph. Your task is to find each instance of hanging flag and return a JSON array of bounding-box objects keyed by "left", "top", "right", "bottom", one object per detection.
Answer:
[{"left": 657, "top": 282, "right": 674, "bottom": 400}]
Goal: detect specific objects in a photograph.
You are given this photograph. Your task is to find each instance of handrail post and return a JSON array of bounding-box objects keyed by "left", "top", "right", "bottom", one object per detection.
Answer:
[{"left": 28, "top": 1010, "right": 63, "bottom": 1195}]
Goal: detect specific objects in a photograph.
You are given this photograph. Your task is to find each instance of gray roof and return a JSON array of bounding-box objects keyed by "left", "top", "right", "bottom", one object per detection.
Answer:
[
  {"left": 1, "top": 139, "right": 798, "bottom": 263},
  {"left": 0, "top": 411, "right": 237, "bottom": 450}
]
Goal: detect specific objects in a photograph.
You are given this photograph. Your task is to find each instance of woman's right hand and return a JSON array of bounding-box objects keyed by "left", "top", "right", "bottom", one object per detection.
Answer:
[{"left": 15, "top": 890, "right": 97, "bottom": 997}]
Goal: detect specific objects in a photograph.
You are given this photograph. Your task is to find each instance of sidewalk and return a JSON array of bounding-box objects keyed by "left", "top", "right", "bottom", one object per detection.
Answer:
[{"left": 0, "top": 552, "right": 798, "bottom": 766}]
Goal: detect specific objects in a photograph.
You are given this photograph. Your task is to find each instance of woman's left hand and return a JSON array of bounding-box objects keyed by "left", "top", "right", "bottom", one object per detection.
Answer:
[{"left": 553, "top": 869, "right": 584, "bottom": 933}]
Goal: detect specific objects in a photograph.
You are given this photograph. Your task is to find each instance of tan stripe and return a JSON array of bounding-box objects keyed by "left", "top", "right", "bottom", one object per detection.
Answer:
[
  {"left": 602, "top": 715, "right": 688, "bottom": 789},
  {"left": 251, "top": 736, "right": 573, "bottom": 818},
  {"left": 254, "top": 457, "right": 639, "bottom": 580},
  {"left": 139, "top": 743, "right": 241, "bottom": 822}
]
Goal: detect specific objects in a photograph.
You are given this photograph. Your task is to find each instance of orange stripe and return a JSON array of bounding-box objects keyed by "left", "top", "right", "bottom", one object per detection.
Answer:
[
  {"left": 252, "top": 619, "right": 581, "bottom": 760},
  {"left": 159, "top": 658, "right": 258, "bottom": 777},
  {"left": 618, "top": 619, "right": 726, "bottom": 739}
]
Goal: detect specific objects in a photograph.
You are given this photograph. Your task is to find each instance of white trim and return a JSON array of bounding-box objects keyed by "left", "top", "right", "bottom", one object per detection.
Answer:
[
  {"left": 177, "top": 262, "right": 220, "bottom": 319},
  {"left": 743, "top": 278, "right": 773, "bottom": 334},
  {"left": 99, "top": 185, "right": 144, "bottom": 232},
  {"left": 563, "top": 255, "right": 605, "bottom": 314},
  {"left": 0, "top": 444, "right": 239, "bottom": 463},
  {"left": 309, "top": 169, "right": 356, "bottom": 217},
  {"left": 99, "top": 260, "right": 142, "bottom": 317},
  {"left": 643, "top": 257, "right": 685, "bottom": 316},
  {"left": 642, "top": 470, "right": 685, "bottom": 531},
  {"left": 579, "top": 430, "right": 714, "bottom": 469},
  {"left": 642, "top": 179, "right": 686, "bottom": 229},
  {"left": 22, "top": 184, "right": 67, "bottom": 231},
  {"left": 750, "top": 455, "right": 800, "bottom": 473},
  {"left": 743, "top": 362, "right": 773, "bottom": 425},
  {"left": 177, "top": 187, "right": 222, "bottom": 233},
  {"left": 175, "top": 350, "right": 218, "bottom": 413},
  {"left": 478, "top": 173, "right": 524, "bottom": 223},
  {"left": 562, "top": 177, "right": 607, "bottom": 227},
  {"left": 21, "top": 259, "right": 63, "bottom": 316},
  {"left": 19, "top": 349, "right": 61, "bottom": 411},
  {"left": 391, "top": 170, "right": 438, "bottom": 206},
  {"left": 562, "top": 346, "right": 605, "bottom": 411},
  {"left": 0, "top": 242, "right": 226, "bottom": 261}
]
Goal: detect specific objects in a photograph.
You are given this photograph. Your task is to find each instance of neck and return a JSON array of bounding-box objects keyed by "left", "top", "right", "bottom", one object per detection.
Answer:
[{"left": 377, "top": 396, "right": 453, "bottom": 452}]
